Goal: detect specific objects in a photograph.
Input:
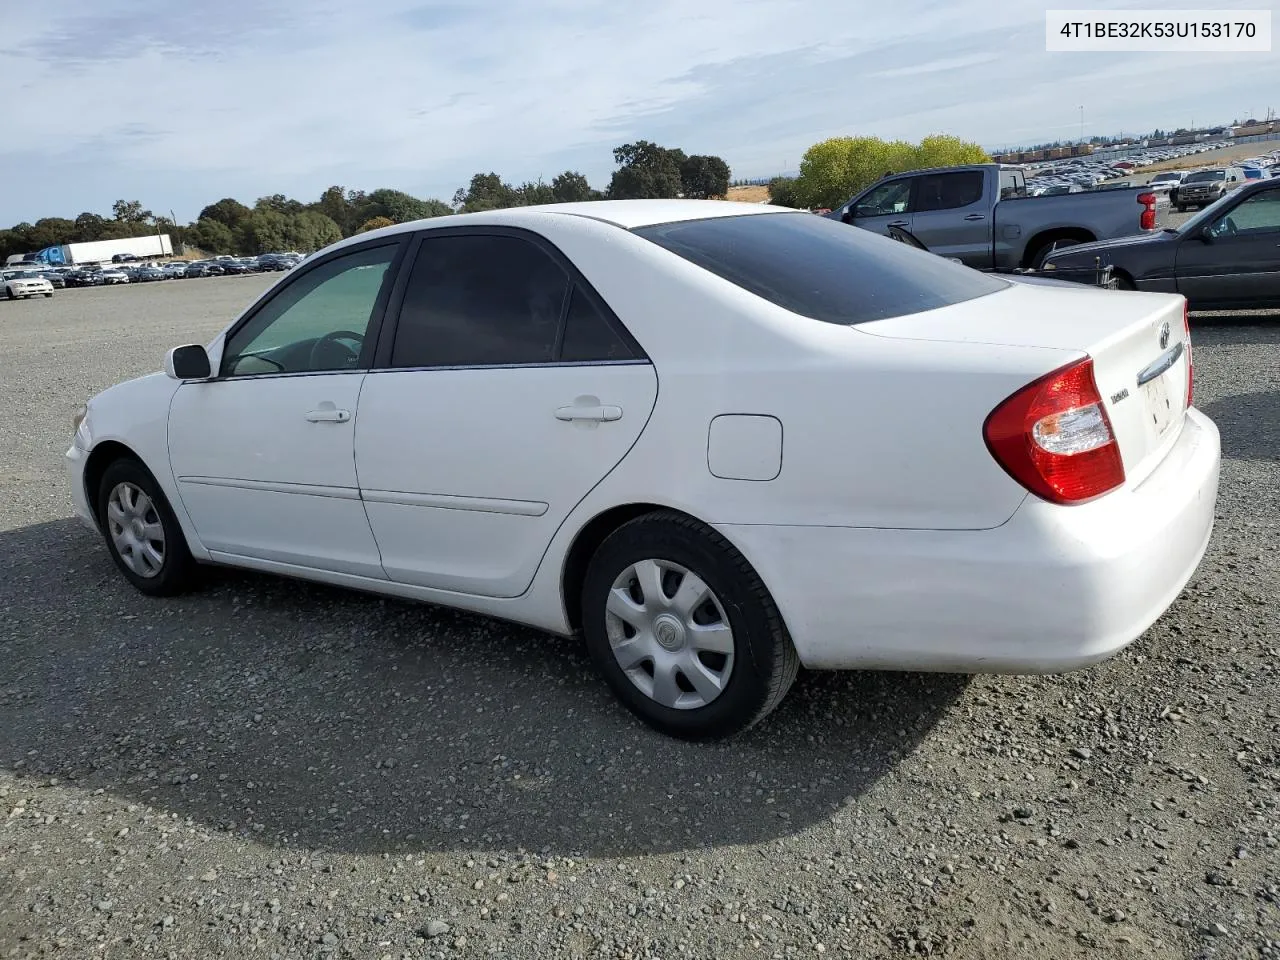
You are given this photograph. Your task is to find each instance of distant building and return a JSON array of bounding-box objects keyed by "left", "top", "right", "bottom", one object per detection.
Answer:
[{"left": 991, "top": 144, "right": 1094, "bottom": 164}]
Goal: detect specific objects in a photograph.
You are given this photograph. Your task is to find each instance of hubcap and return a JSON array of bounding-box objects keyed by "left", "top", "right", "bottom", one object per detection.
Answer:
[
  {"left": 604, "top": 558, "right": 735, "bottom": 710},
  {"left": 106, "top": 482, "right": 166, "bottom": 578}
]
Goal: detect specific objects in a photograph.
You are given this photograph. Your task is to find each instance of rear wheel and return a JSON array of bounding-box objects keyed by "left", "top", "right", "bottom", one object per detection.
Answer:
[
  {"left": 581, "top": 511, "right": 799, "bottom": 740},
  {"left": 1030, "top": 238, "right": 1084, "bottom": 270},
  {"left": 97, "top": 458, "right": 198, "bottom": 596}
]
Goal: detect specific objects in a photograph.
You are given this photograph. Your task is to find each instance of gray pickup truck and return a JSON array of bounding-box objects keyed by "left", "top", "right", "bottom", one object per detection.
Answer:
[{"left": 826, "top": 164, "right": 1159, "bottom": 271}]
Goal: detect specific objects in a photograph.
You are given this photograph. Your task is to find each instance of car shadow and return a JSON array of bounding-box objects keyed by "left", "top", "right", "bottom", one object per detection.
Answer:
[
  {"left": 0, "top": 518, "right": 967, "bottom": 859},
  {"left": 1199, "top": 388, "right": 1280, "bottom": 463}
]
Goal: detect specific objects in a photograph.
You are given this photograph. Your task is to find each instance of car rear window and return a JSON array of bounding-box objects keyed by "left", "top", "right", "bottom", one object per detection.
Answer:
[{"left": 632, "top": 212, "right": 1008, "bottom": 325}]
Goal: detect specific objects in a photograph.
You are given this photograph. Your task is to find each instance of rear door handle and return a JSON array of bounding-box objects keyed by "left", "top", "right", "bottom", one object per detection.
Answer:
[
  {"left": 305, "top": 407, "right": 351, "bottom": 423},
  {"left": 963, "top": 214, "right": 987, "bottom": 221},
  {"left": 556, "top": 403, "right": 622, "bottom": 422}
]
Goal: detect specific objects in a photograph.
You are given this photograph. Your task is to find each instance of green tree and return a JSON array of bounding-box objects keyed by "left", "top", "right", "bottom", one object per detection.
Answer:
[
  {"left": 111, "top": 199, "right": 152, "bottom": 223},
  {"left": 607, "top": 141, "right": 685, "bottom": 199},
  {"left": 236, "top": 210, "right": 291, "bottom": 254},
  {"left": 551, "top": 171, "right": 596, "bottom": 203},
  {"left": 197, "top": 198, "right": 252, "bottom": 230},
  {"left": 356, "top": 215, "right": 395, "bottom": 234},
  {"left": 286, "top": 210, "right": 343, "bottom": 251},
  {"left": 0, "top": 229, "right": 25, "bottom": 262},
  {"left": 767, "top": 176, "right": 799, "bottom": 207},
  {"left": 314, "top": 185, "right": 355, "bottom": 234},
  {"left": 453, "top": 172, "right": 517, "bottom": 212},
  {"left": 513, "top": 180, "right": 556, "bottom": 206},
  {"left": 256, "top": 194, "right": 305, "bottom": 215},
  {"left": 21, "top": 217, "right": 77, "bottom": 250},
  {"left": 679, "top": 155, "right": 731, "bottom": 199},
  {"left": 74, "top": 212, "right": 109, "bottom": 241},
  {"left": 188, "top": 218, "right": 236, "bottom": 254},
  {"left": 789, "top": 134, "right": 990, "bottom": 210}
]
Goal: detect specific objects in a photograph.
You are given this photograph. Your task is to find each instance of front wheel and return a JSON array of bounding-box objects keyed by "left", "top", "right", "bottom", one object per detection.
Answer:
[
  {"left": 97, "top": 458, "right": 198, "bottom": 596},
  {"left": 1175, "top": 204, "right": 1186, "bottom": 212},
  {"left": 43, "top": 292, "right": 53, "bottom": 298},
  {"left": 581, "top": 511, "right": 799, "bottom": 740}
]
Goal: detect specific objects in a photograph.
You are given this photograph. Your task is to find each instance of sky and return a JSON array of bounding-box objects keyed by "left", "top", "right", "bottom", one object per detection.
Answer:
[{"left": 0, "top": 0, "right": 1276, "bottom": 225}]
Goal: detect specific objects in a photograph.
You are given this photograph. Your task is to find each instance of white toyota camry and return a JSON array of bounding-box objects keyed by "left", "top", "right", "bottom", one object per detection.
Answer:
[{"left": 66, "top": 200, "right": 1221, "bottom": 739}]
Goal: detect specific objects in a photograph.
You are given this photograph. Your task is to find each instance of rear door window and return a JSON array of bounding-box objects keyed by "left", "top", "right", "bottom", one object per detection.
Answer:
[
  {"left": 915, "top": 171, "right": 985, "bottom": 211},
  {"left": 634, "top": 211, "right": 1008, "bottom": 325}
]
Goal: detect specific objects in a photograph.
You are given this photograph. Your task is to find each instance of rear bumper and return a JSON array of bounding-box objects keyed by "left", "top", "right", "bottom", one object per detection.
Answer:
[{"left": 717, "top": 408, "right": 1220, "bottom": 673}]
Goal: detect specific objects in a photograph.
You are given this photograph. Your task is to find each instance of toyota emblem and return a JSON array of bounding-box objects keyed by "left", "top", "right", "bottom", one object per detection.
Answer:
[{"left": 1158, "top": 321, "right": 1170, "bottom": 350}]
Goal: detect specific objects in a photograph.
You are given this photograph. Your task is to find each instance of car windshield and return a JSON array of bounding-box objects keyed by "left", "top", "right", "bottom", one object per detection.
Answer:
[
  {"left": 1151, "top": 173, "right": 1180, "bottom": 181},
  {"left": 633, "top": 211, "right": 1008, "bottom": 325},
  {"left": 1185, "top": 171, "right": 1225, "bottom": 182}
]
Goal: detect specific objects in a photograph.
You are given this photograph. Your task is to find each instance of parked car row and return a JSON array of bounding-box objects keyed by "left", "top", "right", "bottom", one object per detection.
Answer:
[
  {"left": 1023, "top": 141, "right": 1233, "bottom": 194},
  {"left": 16, "top": 252, "right": 305, "bottom": 291}
]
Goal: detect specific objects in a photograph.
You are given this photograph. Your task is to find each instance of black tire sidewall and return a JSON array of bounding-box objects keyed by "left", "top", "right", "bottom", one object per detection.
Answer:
[
  {"left": 96, "top": 459, "right": 194, "bottom": 596},
  {"left": 581, "top": 519, "right": 782, "bottom": 740}
]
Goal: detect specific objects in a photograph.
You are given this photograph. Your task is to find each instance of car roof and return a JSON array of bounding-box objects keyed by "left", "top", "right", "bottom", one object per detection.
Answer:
[{"left": 348, "top": 199, "right": 786, "bottom": 245}]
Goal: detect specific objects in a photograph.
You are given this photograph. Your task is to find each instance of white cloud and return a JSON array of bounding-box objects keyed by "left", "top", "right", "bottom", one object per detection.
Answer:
[{"left": 0, "top": 0, "right": 1275, "bottom": 222}]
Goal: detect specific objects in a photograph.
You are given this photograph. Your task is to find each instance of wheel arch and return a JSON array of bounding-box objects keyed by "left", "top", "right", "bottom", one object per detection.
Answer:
[
  {"left": 559, "top": 501, "right": 783, "bottom": 635},
  {"left": 560, "top": 502, "right": 669, "bottom": 633},
  {"left": 83, "top": 440, "right": 144, "bottom": 523},
  {"left": 1022, "top": 227, "right": 1098, "bottom": 269}
]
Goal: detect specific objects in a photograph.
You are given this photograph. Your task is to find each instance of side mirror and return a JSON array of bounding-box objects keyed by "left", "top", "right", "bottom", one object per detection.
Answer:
[
  {"left": 164, "top": 344, "right": 212, "bottom": 380},
  {"left": 840, "top": 208, "right": 854, "bottom": 224}
]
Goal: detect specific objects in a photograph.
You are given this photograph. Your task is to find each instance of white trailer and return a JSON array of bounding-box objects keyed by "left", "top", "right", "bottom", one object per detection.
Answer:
[{"left": 29, "top": 235, "right": 174, "bottom": 267}]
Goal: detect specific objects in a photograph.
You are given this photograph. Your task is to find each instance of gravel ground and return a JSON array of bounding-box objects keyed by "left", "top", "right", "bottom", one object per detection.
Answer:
[{"left": 1, "top": 276, "right": 1277, "bottom": 960}]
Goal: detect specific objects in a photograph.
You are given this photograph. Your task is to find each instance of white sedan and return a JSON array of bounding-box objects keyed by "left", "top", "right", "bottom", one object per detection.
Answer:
[
  {"left": 65, "top": 200, "right": 1221, "bottom": 739},
  {"left": 2, "top": 272, "right": 55, "bottom": 300}
]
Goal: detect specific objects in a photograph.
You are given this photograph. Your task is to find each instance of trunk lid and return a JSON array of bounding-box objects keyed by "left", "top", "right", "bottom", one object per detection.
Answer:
[{"left": 857, "top": 281, "right": 1192, "bottom": 487}]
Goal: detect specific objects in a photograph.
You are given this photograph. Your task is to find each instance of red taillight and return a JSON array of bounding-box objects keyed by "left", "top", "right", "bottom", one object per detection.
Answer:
[
  {"left": 983, "top": 357, "right": 1126, "bottom": 505},
  {"left": 1138, "top": 191, "right": 1157, "bottom": 230},
  {"left": 1182, "top": 299, "right": 1194, "bottom": 407}
]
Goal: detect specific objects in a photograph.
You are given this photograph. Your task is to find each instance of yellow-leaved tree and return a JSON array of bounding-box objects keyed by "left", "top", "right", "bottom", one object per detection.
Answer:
[{"left": 774, "top": 134, "right": 990, "bottom": 210}]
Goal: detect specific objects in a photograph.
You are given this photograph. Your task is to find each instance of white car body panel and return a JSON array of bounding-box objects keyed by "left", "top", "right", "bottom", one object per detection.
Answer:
[
  {"left": 66, "top": 200, "right": 1222, "bottom": 676},
  {"left": 167, "top": 373, "right": 386, "bottom": 579},
  {"left": 355, "top": 363, "right": 658, "bottom": 597}
]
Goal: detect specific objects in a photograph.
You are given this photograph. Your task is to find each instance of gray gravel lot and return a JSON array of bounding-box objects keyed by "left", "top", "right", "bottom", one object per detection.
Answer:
[{"left": 1, "top": 274, "right": 1277, "bottom": 960}]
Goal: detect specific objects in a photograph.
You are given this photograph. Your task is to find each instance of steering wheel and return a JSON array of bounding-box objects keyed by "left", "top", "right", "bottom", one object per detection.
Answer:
[{"left": 308, "top": 330, "right": 365, "bottom": 369}]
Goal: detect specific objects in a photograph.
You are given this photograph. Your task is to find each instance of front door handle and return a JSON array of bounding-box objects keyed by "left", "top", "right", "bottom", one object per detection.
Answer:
[
  {"left": 305, "top": 407, "right": 351, "bottom": 423},
  {"left": 887, "top": 220, "right": 909, "bottom": 227},
  {"left": 963, "top": 214, "right": 987, "bottom": 221},
  {"left": 556, "top": 403, "right": 622, "bottom": 422}
]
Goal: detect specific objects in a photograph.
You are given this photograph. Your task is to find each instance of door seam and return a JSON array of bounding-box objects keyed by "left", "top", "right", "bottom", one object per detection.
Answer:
[{"left": 352, "top": 372, "right": 394, "bottom": 580}]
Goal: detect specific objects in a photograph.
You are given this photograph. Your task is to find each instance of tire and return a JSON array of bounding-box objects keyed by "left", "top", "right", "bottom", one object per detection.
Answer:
[
  {"left": 96, "top": 457, "right": 198, "bottom": 596},
  {"left": 1030, "top": 238, "right": 1082, "bottom": 270},
  {"left": 1113, "top": 273, "right": 1136, "bottom": 291},
  {"left": 581, "top": 511, "right": 799, "bottom": 740},
  {"left": 43, "top": 292, "right": 53, "bottom": 298},
  {"left": 1175, "top": 205, "right": 1186, "bottom": 212}
]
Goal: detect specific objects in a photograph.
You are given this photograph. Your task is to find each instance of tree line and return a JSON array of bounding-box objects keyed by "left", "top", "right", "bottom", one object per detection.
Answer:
[
  {"left": 767, "top": 134, "right": 991, "bottom": 211},
  {"left": 0, "top": 141, "right": 730, "bottom": 262}
]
